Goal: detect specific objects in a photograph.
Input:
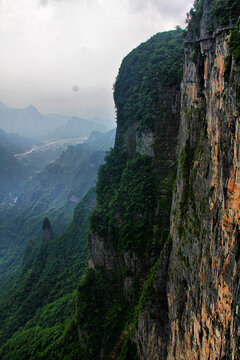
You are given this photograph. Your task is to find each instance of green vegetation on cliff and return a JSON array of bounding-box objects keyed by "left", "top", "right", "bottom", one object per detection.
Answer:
[
  {"left": 91, "top": 150, "right": 156, "bottom": 255},
  {"left": 229, "top": 18, "right": 240, "bottom": 64},
  {"left": 211, "top": 0, "right": 240, "bottom": 26},
  {"left": 114, "top": 29, "right": 184, "bottom": 132},
  {"left": 186, "top": 0, "right": 240, "bottom": 36}
]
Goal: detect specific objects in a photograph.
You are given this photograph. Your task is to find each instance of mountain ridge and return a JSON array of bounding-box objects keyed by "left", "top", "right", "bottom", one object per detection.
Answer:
[{"left": 0, "top": 102, "right": 109, "bottom": 140}]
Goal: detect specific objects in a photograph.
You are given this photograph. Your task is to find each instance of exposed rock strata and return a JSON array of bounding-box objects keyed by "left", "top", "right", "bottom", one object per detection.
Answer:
[
  {"left": 131, "top": 4, "right": 240, "bottom": 360},
  {"left": 167, "top": 12, "right": 240, "bottom": 360}
]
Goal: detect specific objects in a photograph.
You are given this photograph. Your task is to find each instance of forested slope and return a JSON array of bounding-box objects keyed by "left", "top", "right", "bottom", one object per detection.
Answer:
[{"left": 0, "top": 189, "right": 95, "bottom": 360}]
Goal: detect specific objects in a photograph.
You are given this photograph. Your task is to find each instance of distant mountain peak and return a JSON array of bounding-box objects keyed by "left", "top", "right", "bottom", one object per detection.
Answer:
[
  {"left": 0, "top": 102, "right": 108, "bottom": 140},
  {"left": 25, "top": 104, "right": 39, "bottom": 113}
]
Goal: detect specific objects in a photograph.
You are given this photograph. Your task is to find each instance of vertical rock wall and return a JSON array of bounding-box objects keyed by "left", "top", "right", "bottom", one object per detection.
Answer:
[{"left": 167, "top": 5, "right": 240, "bottom": 360}]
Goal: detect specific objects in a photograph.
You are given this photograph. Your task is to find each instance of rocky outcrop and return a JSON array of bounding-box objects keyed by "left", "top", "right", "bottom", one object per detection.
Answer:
[{"left": 42, "top": 217, "right": 53, "bottom": 242}]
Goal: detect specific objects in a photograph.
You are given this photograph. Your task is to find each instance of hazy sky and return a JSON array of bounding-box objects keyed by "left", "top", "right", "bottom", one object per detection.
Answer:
[{"left": 0, "top": 0, "right": 193, "bottom": 127}]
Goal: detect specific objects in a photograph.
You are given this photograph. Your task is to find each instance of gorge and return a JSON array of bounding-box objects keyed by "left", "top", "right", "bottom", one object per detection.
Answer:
[{"left": 0, "top": 0, "right": 240, "bottom": 359}]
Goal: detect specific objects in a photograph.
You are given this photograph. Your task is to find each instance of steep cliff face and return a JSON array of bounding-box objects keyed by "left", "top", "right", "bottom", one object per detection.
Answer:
[
  {"left": 78, "top": 30, "right": 184, "bottom": 360},
  {"left": 167, "top": 2, "right": 240, "bottom": 359}
]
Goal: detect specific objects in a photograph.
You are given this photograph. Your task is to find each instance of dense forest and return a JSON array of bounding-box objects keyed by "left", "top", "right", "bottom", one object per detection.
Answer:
[{"left": 0, "top": 189, "right": 94, "bottom": 359}]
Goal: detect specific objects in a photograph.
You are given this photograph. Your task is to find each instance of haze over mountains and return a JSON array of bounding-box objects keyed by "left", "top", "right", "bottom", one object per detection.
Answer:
[
  {"left": 0, "top": 109, "right": 115, "bottom": 354},
  {"left": 0, "top": 144, "right": 28, "bottom": 201},
  {"left": 0, "top": 100, "right": 115, "bottom": 207},
  {"left": 0, "top": 125, "right": 115, "bottom": 295},
  {"left": 0, "top": 102, "right": 111, "bottom": 193},
  {"left": 0, "top": 129, "right": 41, "bottom": 202},
  {"left": 0, "top": 102, "right": 108, "bottom": 141},
  {"left": 0, "top": 129, "right": 41, "bottom": 155}
]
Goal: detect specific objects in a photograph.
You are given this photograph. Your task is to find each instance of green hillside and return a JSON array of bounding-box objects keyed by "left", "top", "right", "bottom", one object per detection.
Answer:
[{"left": 0, "top": 189, "right": 95, "bottom": 360}]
